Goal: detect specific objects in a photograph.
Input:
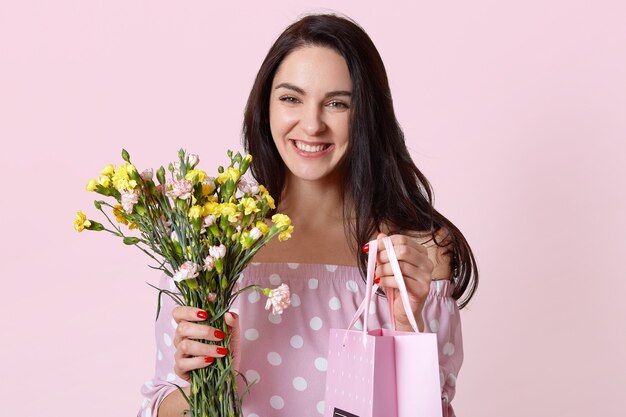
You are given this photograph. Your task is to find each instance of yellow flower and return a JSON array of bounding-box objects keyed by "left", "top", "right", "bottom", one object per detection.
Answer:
[
  {"left": 278, "top": 225, "right": 294, "bottom": 242},
  {"left": 258, "top": 185, "right": 276, "bottom": 209},
  {"left": 86, "top": 179, "right": 97, "bottom": 192},
  {"left": 101, "top": 164, "right": 115, "bottom": 176},
  {"left": 244, "top": 154, "right": 253, "bottom": 162},
  {"left": 205, "top": 195, "right": 218, "bottom": 203},
  {"left": 128, "top": 222, "right": 139, "bottom": 230},
  {"left": 217, "top": 167, "right": 241, "bottom": 184},
  {"left": 219, "top": 202, "right": 240, "bottom": 223},
  {"left": 240, "top": 197, "right": 260, "bottom": 216},
  {"left": 271, "top": 213, "right": 291, "bottom": 229},
  {"left": 185, "top": 169, "right": 207, "bottom": 183},
  {"left": 97, "top": 175, "right": 111, "bottom": 188},
  {"left": 201, "top": 181, "right": 216, "bottom": 196},
  {"left": 112, "top": 163, "right": 137, "bottom": 191},
  {"left": 202, "top": 201, "right": 220, "bottom": 217},
  {"left": 255, "top": 221, "right": 270, "bottom": 235},
  {"left": 73, "top": 210, "right": 91, "bottom": 232},
  {"left": 188, "top": 205, "right": 203, "bottom": 219},
  {"left": 113, "top": 204, "right": 129, "bottom": 225}
]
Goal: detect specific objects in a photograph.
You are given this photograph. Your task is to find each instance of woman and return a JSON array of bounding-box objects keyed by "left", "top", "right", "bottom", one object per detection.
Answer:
[{"left": 140, "top": 13, "right": 477, "bottom": 417}]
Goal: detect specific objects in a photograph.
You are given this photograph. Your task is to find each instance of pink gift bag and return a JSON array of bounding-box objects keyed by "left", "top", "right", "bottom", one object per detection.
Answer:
[{"left": 324, "top": 237, "right": 443, "bottom": 417}]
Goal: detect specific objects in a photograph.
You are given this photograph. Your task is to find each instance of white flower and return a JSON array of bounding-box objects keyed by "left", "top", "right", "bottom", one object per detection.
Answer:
[
  {"left": 249, "top": 227, "right": 262, "bottom": 241},
  {"left": 203, "top": 178, "right": 216, "bottom": 195},
  {"left": 120, "top": 189, "right": 140, "bottom": 214},
  {"left": 237, "top": 177, "right": 260, "bottom": 195},
  {"left": 188, "top": 154, "right": 200, "bottom": 168},
  {"left": 209, "top": 244, "right": 226, "bottom": 259},
  {"left": 265, "top": 284, "right": 291, "bottom": 315},
  {"left": 140, "top": 169, "right": 153, "bottom": 181},
  {"left": 170, "top": 231, "right": 179, "bottom": 242},
  {"left": 203, "top": 255, "right": 215, "bottom": 271},
  {"left": 203, "top": 215, "right": 216, "bottom": 227},
  {"left": 173, "top": 261, "right": 199, "bottom": 282}
]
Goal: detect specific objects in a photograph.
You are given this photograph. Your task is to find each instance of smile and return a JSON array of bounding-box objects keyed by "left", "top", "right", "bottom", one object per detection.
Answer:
[{"left": 290, "top": 140, "right": 333, "bottom": 157}]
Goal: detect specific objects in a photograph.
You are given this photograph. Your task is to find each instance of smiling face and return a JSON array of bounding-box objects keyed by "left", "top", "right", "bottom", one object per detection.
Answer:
[{"left": 269, "top": 45, "right": 352, "bottom": 183}]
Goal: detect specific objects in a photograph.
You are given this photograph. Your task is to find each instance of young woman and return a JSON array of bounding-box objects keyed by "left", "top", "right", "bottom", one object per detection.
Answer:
[{"left": 140, "top": 13, "right": 477, "bottom": 417}]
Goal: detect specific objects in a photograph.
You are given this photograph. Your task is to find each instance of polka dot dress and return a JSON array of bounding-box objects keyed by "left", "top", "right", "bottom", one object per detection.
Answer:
[{"left": 138, "top": 263, "right": 462, "bottom": 417}]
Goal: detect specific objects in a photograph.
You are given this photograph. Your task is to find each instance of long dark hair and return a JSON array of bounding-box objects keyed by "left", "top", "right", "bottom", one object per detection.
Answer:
[{"left": 242, "top": 13, "right": 478, "bottom": 308}]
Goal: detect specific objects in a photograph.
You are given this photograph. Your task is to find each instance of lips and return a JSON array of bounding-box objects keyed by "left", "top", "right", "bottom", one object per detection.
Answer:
[{"left": 289, "top": 139, "right": 333, "bottom": 158}]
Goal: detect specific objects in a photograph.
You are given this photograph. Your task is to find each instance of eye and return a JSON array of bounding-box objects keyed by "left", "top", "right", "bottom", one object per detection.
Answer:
[
  {"left": 328, "top": 100, "right": 349, "bottom": 109},
  {"left": 279, "top": 96, "right": 300, "bottom": 103}
]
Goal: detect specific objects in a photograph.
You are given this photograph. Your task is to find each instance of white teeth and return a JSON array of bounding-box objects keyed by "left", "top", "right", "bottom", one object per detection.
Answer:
[{"left": 294, "top": 141, "right": 328, "bottom": 153}]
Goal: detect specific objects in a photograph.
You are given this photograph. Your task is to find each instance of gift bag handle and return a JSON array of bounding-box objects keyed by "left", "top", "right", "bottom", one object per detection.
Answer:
[{"left": 345, "top": 236, "right": 421, "bottom": 345}]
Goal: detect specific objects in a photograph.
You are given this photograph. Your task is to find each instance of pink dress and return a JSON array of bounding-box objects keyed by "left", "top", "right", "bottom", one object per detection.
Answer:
[{"left": 138, "top": 263, "right": 463, "bottom": 417}]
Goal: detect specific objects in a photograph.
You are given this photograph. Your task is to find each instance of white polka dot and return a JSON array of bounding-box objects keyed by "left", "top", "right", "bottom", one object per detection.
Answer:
[
  {"left": 353, "top": 319, "right": 363, "bottom": 330},
  {"left": 292, "top": 377, "right": 308, "bottom": 391},
  {"left": 245, "top": 328, "right": 259, "bottom": 341},
  {"left": 144, "top": 380, "right": 154, "bottom": 389},
  {"left": 269, "top": 273, "right": 281, "bottom": 285},
  {"left": 171, "top": 318, "right": 178, "bottom": 329},
  {"left": 290, "top": 335, "right": 304, "bottom": 349},
  {"left": 248, "top": 291, "right": 260, "bottom": 303},
  {"left": 248, "top": 414, "right": 260, "bottom": 417},
  {"left": 229, "top": 307, "right": 240, "bottom": 315},
  {"left": 270, "top": 395, "right": 284, "bottom": 409},
  {"left": 329, "top": 297, "right": 341, "bottom": 310},
  {"left": 166, "top": 373, "right": 176, "bottom": 382},
  {"left": 443, "top": 342, "right": 455, "bottom": 356},
  {"left": 317, "top": 400, "right": 325, "bottom": 414},
  {"left": 447, "top": 299, "right": 456, "bottom": 314},
  {"left": 308, "top": 278, "right": 319, "bottom": 289},
  {"left": 290, "top": 293, "right": 301, "bottom": 307},
  {"left": 314, "top": 357, "right": 328, "bottom": 371},
  {"left": 245, "top": 369, "right": 260, "bottom": 383},
  {"left": 143, "top": 407, "right": 152, "bottom": 417},
  {"left": 382, "top": 323, "right": 392, "bottom": 329},
  {"left": 325, "top": 264, "right": 338, "bottom": 272},
  {"left": 268, "top": 312, "right": 282, "bottom": 324},
  {"left": 446, "top": 373, "right": 457, "bottom": 387},
  {"left": 163, "top": 333, "right": 172, "bottom": 347},
  {"left": 346, "top": 280, "right": 358, "bottom": 292},
  {"left": 287, "top": 263, "right": 299, "bottom": 269},
  {"left": 429, "top": 319, "right": 440, "bottom": 333},
  {"left": 157, "top": 350, "right": 163, "bottom": 361},
  {"left": 310, "top": 316, "right": 323, "bottom": 330},
  {"left": 369, "top": 300, "right": 376, "bottom": 315},
  {"left": 267, "top": 352, "right": 282, "bottom": 366}
]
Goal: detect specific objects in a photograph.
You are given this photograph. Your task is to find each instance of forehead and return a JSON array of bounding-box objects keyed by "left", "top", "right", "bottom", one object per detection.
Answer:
[{"left": 272, "top": 46, "right": 352, "bottom": 90}]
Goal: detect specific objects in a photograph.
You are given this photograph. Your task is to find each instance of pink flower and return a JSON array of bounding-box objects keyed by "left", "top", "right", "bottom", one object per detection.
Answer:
[
  {"left": 209, "top": 244, "right": 226, "bottom": 259},
  {"left": 166, "top": 179, "right": 193, "bottom": 200},
  {"left": 203, "top": 255, "right": 215, "bottom": 271},
  {"left": 173, "top": 261, "right": 199, "bottom": 282},
  {"left": 188, "top": 154, "right": 200, "bottom": 168},
  {"left": 120, "top": 189, "right": 140, "bottom": 214},
  {"left": 237, "top": 177, "right": 260, "bottom": 195},
  {"left": 140, "top": 169, "right": 153, "bottom": 181},
  {"left": 265, "top": 283, "right": 291, "bottom": 315}
]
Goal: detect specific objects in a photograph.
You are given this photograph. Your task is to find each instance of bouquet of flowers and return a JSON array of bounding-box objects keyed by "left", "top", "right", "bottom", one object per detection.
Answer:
[{"left": 74, "top": 148, "right": 293, "bottom": 417}]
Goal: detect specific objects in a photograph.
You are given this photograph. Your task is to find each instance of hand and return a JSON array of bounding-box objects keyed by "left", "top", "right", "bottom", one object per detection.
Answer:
[
  {"left": 373, "top": 232, "right": 434, "bottom": 332},
  {"left": 172, "top": 295, "right": 240, "bottom": 382}
]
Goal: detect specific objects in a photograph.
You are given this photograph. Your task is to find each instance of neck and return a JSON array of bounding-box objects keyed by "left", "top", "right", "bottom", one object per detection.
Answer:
[{"left": 278, "top": 170, "right": 349, "bottom": 227}]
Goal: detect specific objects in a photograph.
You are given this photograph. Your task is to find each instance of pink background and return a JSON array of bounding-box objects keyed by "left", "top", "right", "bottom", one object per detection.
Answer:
[{"left": 1, "top": 1, "right": 624, "bottom": 416}]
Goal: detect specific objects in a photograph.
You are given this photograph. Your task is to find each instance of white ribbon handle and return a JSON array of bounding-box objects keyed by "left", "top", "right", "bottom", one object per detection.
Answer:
[{"left": 344, "top": 236, "right": 421, "bottom": 346}]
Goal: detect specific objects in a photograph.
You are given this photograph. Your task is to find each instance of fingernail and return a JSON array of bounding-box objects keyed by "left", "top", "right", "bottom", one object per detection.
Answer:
[
  {"left": 361, "top": 243, "right": 369, "bottom": 253},
  {"left": 229, "top": 312, "right": 239, "bottom": 320},
  {"left": 197, "top": 311, "right": 208, "bottom": 320},
  {"left": 204, "top": 356, "right": 214, "bottom": 364},
  {"left": 216, "top": 347, "right": 228, "bottom": 355},
  {"left": 374, "top": 276, "right": 380, "bottom": 284},
  {"left": 214, "top": 330, "right": 225, "bottom": 340}
]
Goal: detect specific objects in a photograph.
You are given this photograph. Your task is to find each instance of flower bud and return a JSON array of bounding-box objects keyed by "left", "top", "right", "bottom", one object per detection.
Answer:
[
  {"left": 121, "top": 149, "right": 130, "bottom": 162},
  {"left": 188, "top": 154, "right": 199, "bottom": 168},
  {"left": 123, "top": 236, "right": 140, "bottom": 245},
  {"left": 157, "top": 166, "right": 166, "bottom": 185}
]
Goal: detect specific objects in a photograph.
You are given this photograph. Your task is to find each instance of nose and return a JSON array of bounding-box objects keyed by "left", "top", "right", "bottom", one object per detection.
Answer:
[{"left": 301, "top": 104, "right": 326, "bottom": 136}]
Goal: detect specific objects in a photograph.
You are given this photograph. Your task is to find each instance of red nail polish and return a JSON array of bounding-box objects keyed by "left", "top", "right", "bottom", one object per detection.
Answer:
[
  {"left": 361, "top": 243, "right": 369, "bottom": 253},
  {"left": 229, "top": 312, "right": 239, "bottom": 320},
  {"left": 374, "top": 276, "right": 380, "bottom": 284},
  {"left": 216, "top": 347, "right": 228, "bottom": 355},
  {"left": 197, "top": 311, "right": 208, "bottom": 320},
  {"left": 214, "top": 330, "right": 225, "bottom": 340},
  {"left": 204, "top": 356, "right": 214, "bottom": 364}
]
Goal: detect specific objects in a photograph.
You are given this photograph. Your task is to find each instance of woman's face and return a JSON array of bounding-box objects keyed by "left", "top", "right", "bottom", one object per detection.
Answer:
[{"left": 269, "top": 45, "right": 352, "bottom": 182}]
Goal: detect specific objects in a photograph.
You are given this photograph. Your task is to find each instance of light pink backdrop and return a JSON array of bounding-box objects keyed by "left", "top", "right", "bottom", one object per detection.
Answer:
[{"left": 1, "top": 1, "right": 624, "bottom": 416}]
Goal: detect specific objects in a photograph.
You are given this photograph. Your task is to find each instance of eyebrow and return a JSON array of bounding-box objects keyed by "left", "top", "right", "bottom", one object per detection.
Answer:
[{"left": 274, "top": 82, "right": 352, "bottom": 98}]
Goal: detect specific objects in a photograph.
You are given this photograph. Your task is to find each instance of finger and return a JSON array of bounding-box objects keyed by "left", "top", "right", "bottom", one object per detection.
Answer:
[
  {"left": 174, "top": 356, "right": 215, "bottom": 380},
  {"left": 176, "top": 338, "right": 230, "bottom": 358},
  {"left": 377, "top": 244, "right": 431, "bottom": 269},
  {"left": 377, "top": 234, "right": 428, "bottom": 256},
  {"left": 174, "top": 321, "right": 226, "bottom": 346},
  {"left": 375, "top": 261, "right": 424, "bottom": 286},
  {"left": 172, "top": 305, "right": 211, "bottom": 324}
]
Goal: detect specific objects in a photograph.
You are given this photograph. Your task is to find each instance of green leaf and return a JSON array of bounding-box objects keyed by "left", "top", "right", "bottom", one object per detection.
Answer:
[
  {"left": 123, "top": 236, "right": 140, "bottom": 245},
  {"left": 121, "top": 148, "right": 130, "bottom": 162}
]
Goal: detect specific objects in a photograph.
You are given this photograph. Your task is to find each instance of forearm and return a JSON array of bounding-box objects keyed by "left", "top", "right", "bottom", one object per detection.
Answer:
[{"left": 157, "top": 386, "right": 191, "bottom": 417}]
